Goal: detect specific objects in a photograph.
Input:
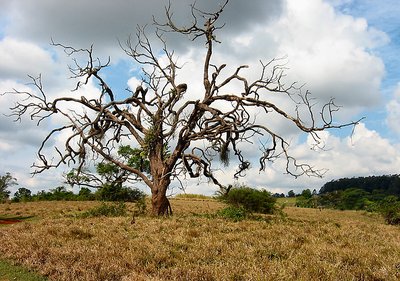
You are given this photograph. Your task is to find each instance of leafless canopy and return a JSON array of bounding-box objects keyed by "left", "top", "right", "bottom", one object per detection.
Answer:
[{"left": 5, "top": 1, "right": 360, "bottom": 214}]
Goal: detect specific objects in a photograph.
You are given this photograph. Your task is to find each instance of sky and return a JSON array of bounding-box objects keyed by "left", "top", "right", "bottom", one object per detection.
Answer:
[{"left": 0, "top": 0, "right": 399, "bottom": 196}]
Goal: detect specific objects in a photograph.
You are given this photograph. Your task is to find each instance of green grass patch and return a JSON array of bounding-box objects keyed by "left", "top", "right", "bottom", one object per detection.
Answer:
[
  {"left": 0, "top": 259, "right": 47, "bottom": 281},
  {"left": 0, "top": 215, "right": 36, "bottom": 227},
  {"left": 216, "top": 206, "right": 248, "bottom": 221},
  {"left": 0, "top": 215, "right": 35, "bottom": 220},
  {"left": 78, "top": 202, "right": 127, "bottom": 218},
  {"left": 276, "top": 197, "right": 297, "bottom": 207}
]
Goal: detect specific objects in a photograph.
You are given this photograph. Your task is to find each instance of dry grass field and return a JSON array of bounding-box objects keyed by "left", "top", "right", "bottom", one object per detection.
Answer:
[{"left": 1, "top": 199, "right": 400, "bottom": 281}]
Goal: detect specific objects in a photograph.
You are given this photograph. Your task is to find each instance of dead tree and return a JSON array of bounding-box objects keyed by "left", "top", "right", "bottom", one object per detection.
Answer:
[{"left": 5, "top": 1, "right": 360, "bottom": 215}]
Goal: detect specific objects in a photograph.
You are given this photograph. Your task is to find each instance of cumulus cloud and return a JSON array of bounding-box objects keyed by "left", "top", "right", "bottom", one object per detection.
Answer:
[
  {"left": 386, "top": 85, "right": 400, "bottom": 136},
  {"left": 312, "top": 123, "right": 400, "bottom": 180},
  {"left": 263, "top": 0, "right": 387, "bottom": 113},
  {"left": 0, "top": 37, "right": 56, "bottom": 81},
  {"left": 0, "top": 0, "right": 398, "bottom": 195},
  {"left": 0, "top": 80, "right": 52, "bottom": 146},
  {"left": 1, "top": 0, "right": 387, "bottom": 116},
  {"left": 1, "top": 0, "right": 281, "bottom": 60},
  {"left": 206, "top": 122, "right": 400, "bottom": 195}
]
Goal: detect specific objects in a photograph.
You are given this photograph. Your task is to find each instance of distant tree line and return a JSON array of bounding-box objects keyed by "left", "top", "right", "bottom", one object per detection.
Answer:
[
  {"left": 294, "top": 175, "right": 400, "bottom": 225},
  {"left": 10, "top": 185, "right": 145, "bottom": 203},
  {"left": 319, "top": 175, "right": 400, "bottom": 196},
  {"left": 0, "top": 171, "right": 146, "bottom": 204}
]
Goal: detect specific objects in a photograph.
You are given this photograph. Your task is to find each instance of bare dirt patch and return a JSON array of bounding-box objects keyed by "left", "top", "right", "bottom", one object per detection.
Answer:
[
  {"left": 0, "top": 215, "right": 34, "bottom": 225},
  {"left": 0, "top": 219, "right": 22, "bottom": 224}
]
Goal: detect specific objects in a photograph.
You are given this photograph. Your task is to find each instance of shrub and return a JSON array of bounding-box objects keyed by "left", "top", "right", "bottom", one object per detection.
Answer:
[
  {"left": 378, "top": 196, "right": 400, "bottom": 225},
  {"left": 217, "top": 206, "right": 247, "bottom": 221},
  {"left": 296, "top": 196, "right": 317, "bottom": 208},
  {"left": 80, "top": 202, "right": 127, "bottom": 218},
  {"left": 133, "top": 197, "right": 147, "bottom": 216},
  {"left": 221, "top": 186, "right": 277, "bottom": 214}
]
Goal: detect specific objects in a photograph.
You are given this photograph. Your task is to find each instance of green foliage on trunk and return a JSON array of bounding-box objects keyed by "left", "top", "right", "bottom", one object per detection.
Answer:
[{"left": 118, "top": 145, "right": 150, "bottom": 173}]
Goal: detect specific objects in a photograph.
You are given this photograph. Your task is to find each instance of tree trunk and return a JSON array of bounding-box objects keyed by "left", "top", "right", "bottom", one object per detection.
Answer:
[
  {"left": 151, "top": 187, "right": 172, "bottom": 216},
  {"left": 149, "top": 145, "right": 172, "bottom": 216},
  {"left": 148, "top": 117, "right": 173, "bottom": 216}
]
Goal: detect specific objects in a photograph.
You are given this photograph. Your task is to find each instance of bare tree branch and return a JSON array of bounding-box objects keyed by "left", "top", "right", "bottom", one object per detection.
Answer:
[{"left": 4, "top": 0, "right": 362, "bottom": 215}]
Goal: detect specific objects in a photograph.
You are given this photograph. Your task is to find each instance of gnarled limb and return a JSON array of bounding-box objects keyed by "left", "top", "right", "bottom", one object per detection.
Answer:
[{"left": 4, "top": 1, "right": 361, "bottom": 215}]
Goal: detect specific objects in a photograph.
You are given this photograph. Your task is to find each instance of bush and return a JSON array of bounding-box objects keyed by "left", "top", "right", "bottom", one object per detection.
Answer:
[
  {"left": 378, "top": 196, "right": 400, "bottom": 225},
  {"left": 221, "top": 186, "right": 277, "bottom": 214},
  {"left": 133, "top": 197, "right": 147, "bottom": 216},
  {"left": 80, "top": 202, "right": 127, "bottom": 218},
  {"left": 296, "top": 196, "right": 317, "bottom": 208},
  {"left": 217, "top": 206, "right": 247, "bottom": 221}
]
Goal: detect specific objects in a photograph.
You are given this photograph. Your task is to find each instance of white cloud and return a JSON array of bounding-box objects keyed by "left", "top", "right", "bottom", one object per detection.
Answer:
[
  {"left": 0, "top": 37, "right": 55, "bottom": 81},
  {"left": 263, "top": 0, "right": 387, "bottom": 115},
  {"left": 2, "top": 0, "right": 282, "bottom": 61},
  {"left": 0, "top": 0, "right": 398, "bottom": 196},
  {"left": 0, "top": 80, "right": 51, "bottom": 145},
  {"left": 127, "top": 77, "right": 142, "bottom": 92},
  {"left": 206, "top": 122, "right": 400, "bottom": 195},
  {"left": 386, "top": 84, "right": 400, "bottom": 136}
]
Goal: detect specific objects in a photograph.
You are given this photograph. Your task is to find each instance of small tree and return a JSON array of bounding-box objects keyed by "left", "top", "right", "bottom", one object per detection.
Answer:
[
  {"left": 31, "top": 190, "right": 50, "bottom": 201},
  {"left": 301, "top": 189, "right": 312, "bottom": 199},
  {"left": 13, "top": 187, "right": 32, "bottom": 202},
  {"left": 0, "top": 172, "right": 17, "bottom": 202},
  {"left": 95, "top": 183, "right": 145, "bottom": 202},
  {"left": 49, "top": 186, "right": 75, "bottom": 201},
  {"left": 296, "top": 189, "right": 316, "bottom": 208},
  {"left": 272, "top": 193, "right": 285, "bottom": 198},
  {"left": 66, "top": 145, "right": 146, "bottom": 202},
  {"left": 6, "top": 1, "right": 359, "bottom": 215},
  {"left": 77, "top": 187, "right": 95, "bottom": 201},
  {"left": 287, "top": 190, "right": 296, "bottom": 198}
]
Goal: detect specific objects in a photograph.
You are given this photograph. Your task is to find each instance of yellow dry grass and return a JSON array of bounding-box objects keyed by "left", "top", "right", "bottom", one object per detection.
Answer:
[
  {"left": 0, "top": 201, "right": 105, "bottom": 219},
  {"left": 0, "top": 199, "right": 399, "bottom": 281}
]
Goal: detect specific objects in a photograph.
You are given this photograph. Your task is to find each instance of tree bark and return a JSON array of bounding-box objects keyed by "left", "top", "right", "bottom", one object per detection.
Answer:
[
  {"left": 148, "top": 128, "right": 173, "bottom": 216},
  {"left": 151, "top": 188, "right": 172, "bottom": 216}
]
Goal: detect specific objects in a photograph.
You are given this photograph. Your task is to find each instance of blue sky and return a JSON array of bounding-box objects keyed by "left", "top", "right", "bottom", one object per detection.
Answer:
[
  {"left": 0, "top": 0, "right": 399, "bottom": 196},
  {"left": 330, "top": 0, "right": 400, "bottom": 139}
]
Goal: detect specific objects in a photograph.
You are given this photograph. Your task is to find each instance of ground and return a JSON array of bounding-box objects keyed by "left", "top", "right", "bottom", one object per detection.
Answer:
[{"left": 0, "top": 198, "right": 399, "bottom": 280}]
